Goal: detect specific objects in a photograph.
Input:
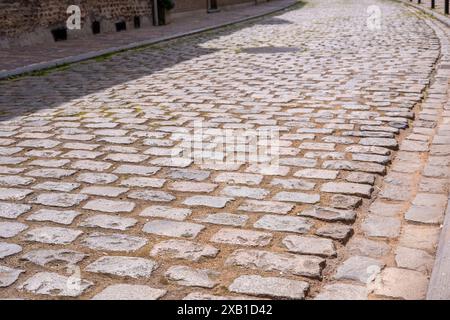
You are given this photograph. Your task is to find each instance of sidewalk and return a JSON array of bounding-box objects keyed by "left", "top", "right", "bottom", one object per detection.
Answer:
[
  {"left": 399, "top": 0, "right": 450, "bottom": 27},
  {"left": 0, "top": 0, "right": 297, "bottom": 79}
]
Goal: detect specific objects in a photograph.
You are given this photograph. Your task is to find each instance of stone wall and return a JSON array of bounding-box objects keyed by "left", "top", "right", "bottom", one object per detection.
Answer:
[{"left": 0, "top": 0, "right": 255, "bottom": 48}]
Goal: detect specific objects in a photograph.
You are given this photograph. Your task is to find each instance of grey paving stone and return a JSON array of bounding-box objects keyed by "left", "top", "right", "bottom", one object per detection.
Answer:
[
  {"left": 81, "top": 232, "right": 147, "bottom": 252},
  {"left": 0, "top": 265, "right": 23, "bottom": 287},
  {"left": 270, "top": 178, "right": 316, "bottom": 191},
  {"left": 194, "top": 212, "right": 248, "bottom": 227},
  {"left": 0, "top": 188, "right": 33, "bottom": 201},
  {"left": 151, "top": 239, "right": 219, "bottom": 261},
  {"left": 335, "top": 256, "right": 385, "bottom": 284},
  {"left": 315, "top": 284, "right": 368, "bottom": 300},
  {"left": 371, "top": 267, "right": 428, "bottom": 300},
  {"left": 0, "top": 242, "right": 22, "bottom": 259},
  {"left": 79, "top": 214, "right": 137, "bottom": 230},
  {"left": 165, "top": 265, "right": 219, "bottom": 288},
  {"left": 321, "top": 182, "right": 373, "bottom": 197},
  {"left": 300, "top": 206, "right": 356, "bottom": 222},
  {"left": 26, "top": 209, "right": 81, "bottom": 225},
  {"left": 92, "top": 284, "right": 166, "bottom": 300},
  {"left": 85, "top": 256, "right": 158, "bottom": 278},
  {"left": 19, "top": 272, "right": 92, "bottom": 297},
  {"left": 395, "top": 246, "right": 434, "bottom": 273},
  {"left": 211, "top": 228, "right": 272, "bottom": 246},
  {"left": 221, "top": 186, "right": 269, "bottom": 200},
  {"left": 214, "top": 172, "right": 263, "bottom": 185},
  {"left": 282, "top": 235, "right": 336, "bottom": 257},
  {"left": 315, "top": 224, "right": 353, "bottom": 242},
  {"left": 273, "top": 191, "right": 320, "bottom": 204},
  {"left": 128, "top": 190, "right": 175, "bottom": 202},
  {"left": 33, "top": 181, "right": 80, "bottom": 192},
  {"left": 229, "top": 275, "right": 309, "bottom": 299},
  {"left": 169, "top": 181, "right": 217, "bottom": 193},
  {"left": 347, "top": 237, "right": 391, "bottom": 258},
  {"left": 77, "top": 172, "right": 119, "bottom": 184},
  {"left": 0, "top": 221, "right": 28, "bottom": 238},
  {"left": 143, "top": 220, "right": 205, "bottom": 239},
  {"left": 113, "top": 165, "right": 160, "bottom": 176},
  {"left": 120, "top": 177, "right": 166, "bottom": 188},
  {"left": 253, "top": 215, "right": 312, "bottom": 234},
  {"left": 225, "top": 249, "right": 324, "bottom": 278},
  {"left": 0, "top": 202, "right": 31, "bottom": 219},
  {"left": 23, "top": 227, "right": 83, "bottom": 245},
  {"left": 0, "top": 175, "right": 34, "bottom": 187},
  {"left": 183, "top": 195, "right": 233, "bottom": 208},
  {"left": 140, "top": 205, "right": 191, "bottom": 221},
  {"left": 166, "top": 169, "right": 210, "bottom": 181},
  {"left": 362, "top": 215, "right": 401, "bottom": 238},
  {"left": 21, "top": 249, "right": 86, "bottom": 267},
  {"left": 26, "top": 169, "right": 76, "bottom": 178},
  {"left": 30, "top": 193, "right": 88, "bottom": 208},
  {"left": 83, "top": 199, "right": 135, "bottom": 213},
  {"left": 81, "top": 186, "right": 129, "bottom": 197},
  {"left": 237, "top": 200, "right": 293, "bottom": 214}
]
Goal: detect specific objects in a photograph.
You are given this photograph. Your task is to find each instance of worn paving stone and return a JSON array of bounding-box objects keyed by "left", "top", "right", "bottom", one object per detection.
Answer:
[
  {"left": 33, "top": 181, "right": 80, "bottom": 192},
  {"left": 19, "top": 272, "right": 92, "bottom": 297},
  {"left": 225, "top": 249, "right": 324, "bottom": 278},
  {"left": 229, "top": 275, "right": 309, "bottom": 299},
  {"left": 0, "top": 242, "right": 22, "bottom": 259},
  {"left": 81, "top": 186, "right": 129, "bottom": 197},
  {"left": 282, "top": 235, "right": 336, "bottom": 257},
  {"left": 77, "top": 172, "right": 119, "bottom": 184},
  {"left": 128, "top": 190, "right": 175, "bottom": 202},
  {"left": 221, "top": 186, "right": 269, "bottom": 200},
  {"left": 371, "top": 267, "right": 428, "bottom": 300},
  {"left": 83, "top": 199, "right": 135, "bottom": 213},
  {"left": 394, "top": 246, "right": 434, "bottom": 273},
  {"left": 113, "top": 165, "right": 160, "bottom": 176},
  {"left": 0, "top": 265, "right": 23, "bottom": 287},
  {"left": 81, "top": 232, "right": 147, "bottom": 252},
  {"left": 214, "top": 172, "right": 263, "bottom": 185},
  {"left": 183, "top": 195, "right": 233, "bottom": 208},
  {"left": 273, "top": 191, "right": 320, "bottom": 204},
  {"left": 0, "top": 202, "right": 31, "bottom": 219},
  {"left": 300, "top": 206, "right": 356, "bottom": 222},
  {"left": 346, "top": 237, "right": 391, "bottom": 258},
  {"left": 21, "top": 249, "right": 86, "bottom": 267},
  {"left": 253, "top": 215, "right": 312, "bottom": 234},
  {"left": 314, "top": 284, "right": 368, "bottom": 300},
  {"left": 151, "top": 239, "right": 219, "bottom": 261},
  {"left": 23, "top": 227, "right": 82, "bottom": 245},
  {"left": 0, "top": 188, "right": 33, "bottom": 201},
  {"left": 362, "top": 215, "right": 401, "bottom": 238},
  {"left": 92, "top": 284, "right": 166, "bottom": 300},
  {"left": 0, "top": 222, "right": 28, "bottom": 238},
  {"left": 79, "top": 214, "right": 137, "bottom": 230},
  {"left": 321, "top": 182, "right": 373, "bottom": 198},
  {"left": 165, "top": 265, "right": 219, "bottom": 288},
  {"left": 140, "top": 205, "right": 191, "bottom": 221},
  {"left": 399, "top": 225, "right": 440, "bottom": 252},
  {"left": 30, "top": 193, "right": 88, "bottom": 208},
  {"left": 194, "top": 212, "right": 248, "bottom": 227},
  {"left": 211, "top": 228, "right": 272, "bottom": 246},
  {"left": 335, "top": 256, "right": 385, "bottom": 284},
  {"left": 26, "top": 209, "right": 81, "bottom": 225},
  {"left": 315, "top": 224, "right": 353, "bottom": 242},
  {"left": 237, "top": 200, "right": 293, "bottom": 214},
  {"left": 143, "top": 220, "right": 205, "bottom": 239},
  {"left": 86, "top": 256, "right": 158, "bottom": 278}
]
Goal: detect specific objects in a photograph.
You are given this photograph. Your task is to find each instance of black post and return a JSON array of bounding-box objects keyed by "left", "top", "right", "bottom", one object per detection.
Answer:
[
  {"left": 418, "top": 0, "right": 421, "bottom": 4},
  {"left": 431, "top": 0, "right": 435, "bottom": 9},
  {"left": 446, "top": 0, "right": 450, "bottom": 15}
]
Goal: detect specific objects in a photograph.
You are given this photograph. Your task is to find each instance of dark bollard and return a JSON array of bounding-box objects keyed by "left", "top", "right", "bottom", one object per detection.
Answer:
[
  {"left": 418, "top": 0, "right": 421, "bottom": 4},
  {"left": 447, "top": 0, "right": 450, "bottom": 15},
  {"left": 431, "top": 0, "right": 435, "bottom": 9}
]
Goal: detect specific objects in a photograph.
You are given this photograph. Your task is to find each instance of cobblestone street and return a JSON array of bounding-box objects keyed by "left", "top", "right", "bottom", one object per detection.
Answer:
[{"left": 1, "top": 0, "right": 450, "bottom": 299}]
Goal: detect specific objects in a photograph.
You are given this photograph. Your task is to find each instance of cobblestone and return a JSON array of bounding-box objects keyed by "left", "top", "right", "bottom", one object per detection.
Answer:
[{"left": 0, "top": 0, "right": 447, "bottom": 300}]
